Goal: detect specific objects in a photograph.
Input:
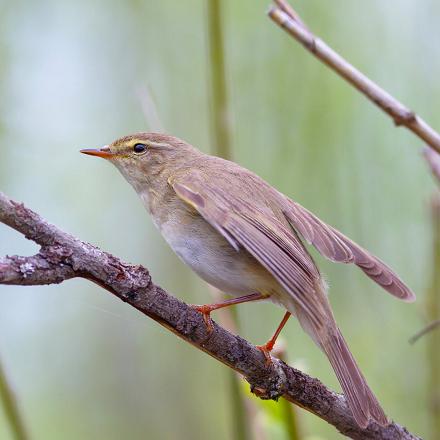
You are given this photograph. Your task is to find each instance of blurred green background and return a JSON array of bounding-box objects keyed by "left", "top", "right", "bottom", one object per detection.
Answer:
[{"left": 0, "top": 0, "right": 439, "bottom": 438}]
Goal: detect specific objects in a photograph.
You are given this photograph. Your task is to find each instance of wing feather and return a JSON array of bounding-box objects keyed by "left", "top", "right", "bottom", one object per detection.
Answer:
[
  {"left": 283, "top": 199, "right": 415, "bottom": 302},
  {"left": 171, "top": 175, "right": 325, "bottom": 326}
]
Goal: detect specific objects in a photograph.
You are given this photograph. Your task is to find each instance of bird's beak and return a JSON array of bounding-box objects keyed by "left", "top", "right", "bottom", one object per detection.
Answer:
[{"left": 80, "top": 146, "right": 115, "bottom": 159}]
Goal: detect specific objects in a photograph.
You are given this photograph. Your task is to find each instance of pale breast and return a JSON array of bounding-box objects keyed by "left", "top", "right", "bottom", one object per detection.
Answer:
[{"left": 158, "top": 213, "right": 277, "bottom": 296}]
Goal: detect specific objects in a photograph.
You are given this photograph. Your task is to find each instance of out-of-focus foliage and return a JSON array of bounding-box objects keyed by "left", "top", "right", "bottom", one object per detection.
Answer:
[{"left": 0, "top": 0, "right": 438, "bottom": 438}]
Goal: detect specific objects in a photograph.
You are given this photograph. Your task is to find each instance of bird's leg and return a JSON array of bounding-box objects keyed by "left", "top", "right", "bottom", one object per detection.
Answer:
[
  {"left": 256, "top": 311, "right": 291, "bottom": 364},
  {"left": 192, "top": 292, "right": 266, "bottom": 332}
]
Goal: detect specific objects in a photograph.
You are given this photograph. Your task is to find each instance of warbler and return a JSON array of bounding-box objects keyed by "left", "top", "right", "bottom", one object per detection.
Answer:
[{"left": 81, "top": 132, "right": 414, "bottom": 428}]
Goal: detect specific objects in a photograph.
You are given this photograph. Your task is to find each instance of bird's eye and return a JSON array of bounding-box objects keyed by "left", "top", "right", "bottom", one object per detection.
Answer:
[{"left": 133, "top": 143, "right": 147, "bottom": 154}]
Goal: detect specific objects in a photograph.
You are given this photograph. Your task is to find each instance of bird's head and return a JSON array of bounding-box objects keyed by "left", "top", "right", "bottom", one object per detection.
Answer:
[{"left": 81, "top": 132, "right": 198, "bottom": 193}]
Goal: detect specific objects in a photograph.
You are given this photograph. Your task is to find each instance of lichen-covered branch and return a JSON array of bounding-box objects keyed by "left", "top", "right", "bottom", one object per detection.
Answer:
[
  {"left": 0, "top": 192, "right": 419, "bottom": 440},
  {"left": 268, "top": 0, "right": 440, "bottom": 154}
]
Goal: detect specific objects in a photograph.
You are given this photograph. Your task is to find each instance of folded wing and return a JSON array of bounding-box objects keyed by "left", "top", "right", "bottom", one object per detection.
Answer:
[{"left": 169, "top": 172, "right": 327, "bottom": 327}]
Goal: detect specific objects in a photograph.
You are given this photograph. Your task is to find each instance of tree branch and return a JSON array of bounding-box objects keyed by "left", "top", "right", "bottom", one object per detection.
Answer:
[
  {"left": 0, "top": 192, "right": 419, "bottom": 439},
  {"left": 268, "top": 0, "right": 440, "bottom": 154}
]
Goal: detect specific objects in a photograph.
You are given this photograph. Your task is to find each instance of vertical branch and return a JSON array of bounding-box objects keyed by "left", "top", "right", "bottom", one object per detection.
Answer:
[
  {"left": 279, "top": 398, "right": 300, "bottom": 440},
  {"left": 228, "top": 374, "right": 250, "bottom": 440},
  {"left": 207, "top": 0, "right": 232, "bottom": 160},
  {"left": 206, "top": 2, "right": 249, "bottom": 439},
  {"left": 274, "top": 342, "right": 302, "bottom": 440},
  {"left": 0, "top": 360, "right": 28, "bottom": 440},
  {"left": 206, "top": 4, "right": 302, "bottom": 438},
  {"left": 428, "top": 194, "right": 440, "bottom": 438},
  {"left": 421, "top": 148, "right": 440, "bottom": 438}
]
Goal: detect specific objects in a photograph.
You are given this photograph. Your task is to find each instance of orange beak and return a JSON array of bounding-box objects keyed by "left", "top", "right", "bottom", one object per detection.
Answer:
[{"left": 80, "top": 146, "right": 115, "bottom": 159}]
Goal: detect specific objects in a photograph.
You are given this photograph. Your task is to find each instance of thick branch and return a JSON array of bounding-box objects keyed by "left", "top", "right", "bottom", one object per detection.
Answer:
[
  {"left": 268, "top": 0, "right": 440, "bottom": 154},
  {"left": 0, "top": 192, "right": 419, "bottom": 440}
]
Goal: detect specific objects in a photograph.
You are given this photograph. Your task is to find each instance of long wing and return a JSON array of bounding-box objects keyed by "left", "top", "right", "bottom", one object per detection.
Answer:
[
  {"left": 169, "top": 172, "right": 328, "bottom": 327},
  {"left": 282, "top": 198, "right": 415, "bottom": 302}
]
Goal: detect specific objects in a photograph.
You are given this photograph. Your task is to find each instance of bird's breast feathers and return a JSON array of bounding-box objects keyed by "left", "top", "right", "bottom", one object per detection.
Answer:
[{"left": 158, "top": 214, "right": 277, "bottom": 297}]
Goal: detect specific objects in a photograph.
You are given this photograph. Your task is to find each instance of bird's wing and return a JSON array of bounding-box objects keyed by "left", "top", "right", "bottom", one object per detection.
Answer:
[
  {"left": 282, "top": 198, "right": 415, "bottom": 302},
  {"left": 169, "top": 171, "right": 327, "bottom": 327}
]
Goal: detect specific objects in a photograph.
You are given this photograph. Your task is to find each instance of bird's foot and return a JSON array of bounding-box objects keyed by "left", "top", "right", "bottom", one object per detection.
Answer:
[
  {"left": 192, "top": 304, "right": 215, "bottom": 333},
  {"left": 256, "top": 341, "right": 275, "bottom": 366},
  {"left": 256, "top": 311, "right": 291, "bottom": 365}
]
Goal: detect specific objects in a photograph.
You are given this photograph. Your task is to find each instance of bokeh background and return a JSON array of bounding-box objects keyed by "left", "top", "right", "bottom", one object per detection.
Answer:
[{"left": 1, "top": 0, "right": 439, "bottom": 438}]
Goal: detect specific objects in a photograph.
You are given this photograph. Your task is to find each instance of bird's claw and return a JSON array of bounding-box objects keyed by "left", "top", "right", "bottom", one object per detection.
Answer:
[
  {"left": 192, "top": 304, "right": 214, "bottom": 333},
  {"left": 256, "top": 343, "right": 274, "bottom": 366}
]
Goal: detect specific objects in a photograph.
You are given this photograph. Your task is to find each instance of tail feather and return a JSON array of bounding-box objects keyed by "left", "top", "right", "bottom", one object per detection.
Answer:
[
  {"left": 322, "top": 329, "right": 388, "bottom": 428},
  {"left": 288, "top": 284, "right": 389, "bottom": 428}
]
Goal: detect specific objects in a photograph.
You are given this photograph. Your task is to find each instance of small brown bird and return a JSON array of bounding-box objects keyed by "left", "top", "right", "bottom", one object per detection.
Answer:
[{"left": 81, "top": 132, "right": 414, "bottom": 428}]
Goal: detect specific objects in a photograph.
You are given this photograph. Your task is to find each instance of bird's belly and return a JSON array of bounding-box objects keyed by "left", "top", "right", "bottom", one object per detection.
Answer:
[{"left": 158, "top": 217, "right": 276, "bottom": 296}]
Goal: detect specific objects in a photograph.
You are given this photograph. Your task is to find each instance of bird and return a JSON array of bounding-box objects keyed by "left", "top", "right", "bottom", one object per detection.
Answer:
[{"left": 81, "top": 132, "right": 415, "bottom": 428}]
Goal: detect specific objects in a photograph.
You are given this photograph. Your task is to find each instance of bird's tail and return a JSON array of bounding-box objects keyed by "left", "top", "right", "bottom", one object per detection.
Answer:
[
  {"left": 292, "top": 297, "right": 389, "bottom": 429},
  {"left": 320, "top": 327, "right": 388, "bottom": 428}
]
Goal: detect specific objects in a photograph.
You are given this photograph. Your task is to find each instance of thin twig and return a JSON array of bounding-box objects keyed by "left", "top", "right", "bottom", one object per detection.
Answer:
[
  {"left": 0, "top": 192, "right": 421, "bottom": 439},
  {"left": 409, "top": 319, "right": 440, "bottom": 344},
  {"left": 267, "top": 3, "right": 440, "bottom": 154},
  {"left": 273, "top": 0, "right": 308, "bottom": 30}
]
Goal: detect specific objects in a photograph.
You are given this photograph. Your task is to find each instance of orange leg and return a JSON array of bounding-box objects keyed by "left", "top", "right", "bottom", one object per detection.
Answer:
[
  {"left": 193, "top": 293, "right": 266, "bottom": 332},
  {"left": 256, "top": 311, "right": 291, "bottom": 363}
]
